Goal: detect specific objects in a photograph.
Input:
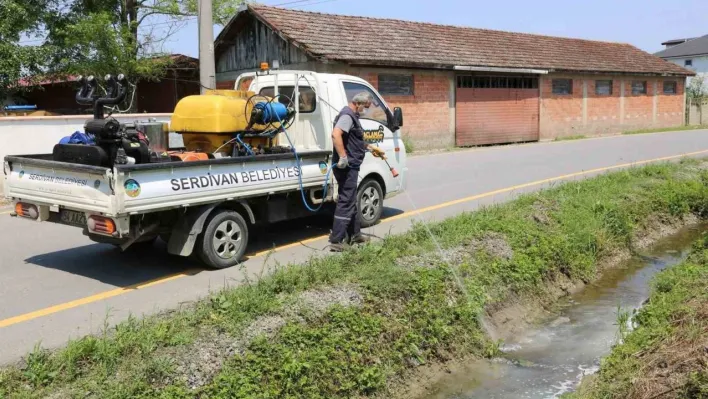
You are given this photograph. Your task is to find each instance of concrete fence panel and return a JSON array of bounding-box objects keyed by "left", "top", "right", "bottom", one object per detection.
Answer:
[
  {"left": 688, "top": 100, "right": 708, "bottom": 125},
  {"left": 1, "top": 113, "right": 172, "bottom": 193}
]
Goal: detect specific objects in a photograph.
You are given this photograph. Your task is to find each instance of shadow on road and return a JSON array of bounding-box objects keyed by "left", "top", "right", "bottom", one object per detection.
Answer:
[
  {"left": 24, "top": 240, "right": 200, "bottom": 288},
  {"left": 23, "top": 207, "right": 405, "bottom": 285}
]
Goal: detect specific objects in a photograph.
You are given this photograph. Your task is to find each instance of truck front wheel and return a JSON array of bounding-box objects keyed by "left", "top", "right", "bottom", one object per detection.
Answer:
[
  {"left": 358, "top": 178, "right": 384, "bottom": 228},
  {"left": 196, "top": 210, "right": 249, "bottom": 269}
]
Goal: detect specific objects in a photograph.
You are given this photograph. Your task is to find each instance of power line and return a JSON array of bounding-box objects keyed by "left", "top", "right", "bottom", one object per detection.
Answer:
[
  {"left": 271, "top": 0, "right": 318, "bottom": 6},
  {"left": 271, "top": 0, "right": 339, "bottom": 8},
  {"left": 288, "top": 0, "right": 339, "bottom": 9}
]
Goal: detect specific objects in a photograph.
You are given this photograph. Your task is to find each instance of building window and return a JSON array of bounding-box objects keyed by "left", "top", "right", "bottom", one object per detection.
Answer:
[
  {"left": 663, "top": 81, "right": 677, "bottom": 94},
  {"left": 595, "top": 80, "right": 613, "bottom": 95},
  {"left": 378, "top": 74, "right": 414, "bottom": 96},
  {"left": 456, "top": 76, "right": 538, "bottom": 89},
  {"left": 685, "top": 59, "right": 693, "bottom": 67},
  {"left": 259, "top": 86, "right": 316, "bottom": 113},
  {"left": 631, "top": 81, "right": 647, "bottom": 95},
  {"left": 552, "top": 79, "right": 573, "bottom": 95}
]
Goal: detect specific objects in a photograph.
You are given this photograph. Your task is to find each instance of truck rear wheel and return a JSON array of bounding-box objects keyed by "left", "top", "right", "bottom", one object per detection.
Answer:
[
  {"left": 358, "top": 178, "right": 384, "bottom": 228},
  {"left": 196, "top": 210, "right": 249, "bottom": 269}
]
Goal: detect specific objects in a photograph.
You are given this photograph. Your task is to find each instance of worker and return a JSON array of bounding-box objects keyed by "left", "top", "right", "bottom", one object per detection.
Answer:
[{"left": 329, "top": 92, "right": 385, "bottom": 252}]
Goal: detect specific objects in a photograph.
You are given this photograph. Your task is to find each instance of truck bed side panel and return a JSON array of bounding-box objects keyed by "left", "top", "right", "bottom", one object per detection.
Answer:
[
  {"left": 116, "top": 152, "right": 331, "bottom": 214},
  {"left": 4, "top": 156, "right": 113, "bottom": 213}
]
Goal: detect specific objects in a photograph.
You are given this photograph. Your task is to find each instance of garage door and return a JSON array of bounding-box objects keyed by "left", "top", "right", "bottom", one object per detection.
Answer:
[{"left": 456, "top": 76, "right": 540, "bottom": 146}]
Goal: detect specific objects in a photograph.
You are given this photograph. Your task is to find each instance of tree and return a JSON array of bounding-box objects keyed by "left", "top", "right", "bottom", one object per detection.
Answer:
[
  {"left": 687, "top": 75, "right": 707, "bottom": 102},
  {"left": 0, "top": 0, "right": 50, "bottom": 101},
  {"left": 42, "top": 0, "right": 245, "bottom": 79}
]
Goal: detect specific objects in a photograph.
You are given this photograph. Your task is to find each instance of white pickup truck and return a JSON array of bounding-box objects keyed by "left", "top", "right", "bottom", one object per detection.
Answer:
[{"left": 3, "top": 70, "right": 408, "bottom": 269}]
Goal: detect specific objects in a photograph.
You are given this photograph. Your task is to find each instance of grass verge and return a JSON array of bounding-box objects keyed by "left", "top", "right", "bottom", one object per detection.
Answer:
[
  {"left": 554, "top": 135, "right": 587, "bottom": 141},
  {"left": 1, "top": 159, "right": 707, "bottom": 399},
  {"left": 623, "top": 125, "right": 708, "bottom": 135},
  {"left": 567, "top": 232, "right": 708, "bottom": 399}
]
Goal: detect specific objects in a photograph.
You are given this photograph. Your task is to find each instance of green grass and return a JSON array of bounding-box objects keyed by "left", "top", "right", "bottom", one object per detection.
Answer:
[
  {"left": 566, "top": 232, "right": 708, "bottom": 399},
  {"left": 1, "top": 159, "right": 707, "bottom": 399},
  {"left": 401, "top": 134, "right": 415, "bottom": 154},
  {"left": 555, "top": 135, "right": 587, "bottom": 141},
  {"left": 623, "top": 125, "right": 708, "bottom": 135}
]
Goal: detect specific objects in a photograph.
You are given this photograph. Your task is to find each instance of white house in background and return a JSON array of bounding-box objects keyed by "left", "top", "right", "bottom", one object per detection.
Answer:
[{"left": 655, "top": 35, "right": 708, "bottom": 86}]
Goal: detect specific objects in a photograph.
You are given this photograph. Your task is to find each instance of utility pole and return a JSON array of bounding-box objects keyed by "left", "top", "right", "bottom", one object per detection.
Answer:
[{"left": 198, "top": 0, "right": 216, "bottom": 93}]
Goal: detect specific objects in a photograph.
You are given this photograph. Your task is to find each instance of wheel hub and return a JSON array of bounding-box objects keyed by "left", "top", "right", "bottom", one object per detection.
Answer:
[
  {"left": 360, "top": 186, "right": 380, "bottom": 221},
  {"left": 212, "top": 220, "right": 242, "bottom": 259}
]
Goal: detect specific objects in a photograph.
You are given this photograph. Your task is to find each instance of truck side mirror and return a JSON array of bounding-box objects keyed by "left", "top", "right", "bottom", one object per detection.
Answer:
[{"left": 393, "top": 107, "right": 403, "bottom": 127}]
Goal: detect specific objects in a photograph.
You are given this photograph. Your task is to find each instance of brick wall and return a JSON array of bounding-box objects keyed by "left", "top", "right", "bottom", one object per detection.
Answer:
[
  {"left": 586, "top": 79, "right": 622, "bottom": 134},
  {"left": 540, "top": 75, "right": 584, "bottom": 138},
  {"left": 657, "top": 79, "right": 685, "bottom": 126},
  {"left": 540, "top": 74, "right": 685, "bottom": 140},
  {"left": 334, "top": 67, "right": 454, "bottom": 149},
  {"left": 623, "top": 78, "right": 655, "bottom": 129},
  {"left": 214, "top": 67, "right": 686, "bottom": 146}
]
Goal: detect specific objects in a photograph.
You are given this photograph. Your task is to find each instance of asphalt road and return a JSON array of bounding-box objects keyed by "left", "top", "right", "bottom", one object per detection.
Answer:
[{"left": 1, "top": 130, "right": 707, "bottom": 364}]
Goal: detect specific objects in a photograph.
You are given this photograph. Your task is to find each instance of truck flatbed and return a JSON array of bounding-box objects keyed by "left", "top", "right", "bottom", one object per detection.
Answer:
[{"left": 4, "top": 150, "right": 331, "bottom": 216}]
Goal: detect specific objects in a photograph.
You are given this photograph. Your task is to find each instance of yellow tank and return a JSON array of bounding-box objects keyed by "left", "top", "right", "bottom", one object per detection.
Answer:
[
  {"left": 170, "top": 90, "right": 257, "bottom": 133},
  {"left": 170, "top": 90, "right": 275, "bottom": 153}
]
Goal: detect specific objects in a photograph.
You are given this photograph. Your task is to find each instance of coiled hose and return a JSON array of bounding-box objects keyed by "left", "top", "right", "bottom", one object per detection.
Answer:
[{"left": 272, "top": 95, "right": 333, "bottom": 213}]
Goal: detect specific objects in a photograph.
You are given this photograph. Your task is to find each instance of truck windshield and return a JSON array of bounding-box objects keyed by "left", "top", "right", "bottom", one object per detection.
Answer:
[
  {"left": 259, "top": 86, "right": 316, "bottom": 113},
  {"left": 342, "top": 82, "right": 388, "bottom": 125}
]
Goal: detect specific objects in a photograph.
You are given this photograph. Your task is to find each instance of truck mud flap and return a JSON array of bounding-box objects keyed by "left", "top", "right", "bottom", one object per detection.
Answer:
[{"left": 167, "top": 204, "right": 219, "bottom": 257}]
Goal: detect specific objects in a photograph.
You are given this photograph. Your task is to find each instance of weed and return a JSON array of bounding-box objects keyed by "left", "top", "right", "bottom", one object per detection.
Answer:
[
  {"left": 569, "top": 233, "right": 708, "bottom": 399},
  {"left": 1, "top": 159, "right": 706, "bottom": 398},
  {"left": 623, "top": 125, "right": 708, "bottom": 135},
  {"left": 555, "top": 135, "right": 587, "bottom": 141},
  {"left": 401, "top": 134, "right": 415, "bottom": 153}
]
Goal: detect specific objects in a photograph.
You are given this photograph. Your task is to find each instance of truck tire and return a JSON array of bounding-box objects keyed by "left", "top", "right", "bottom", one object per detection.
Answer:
[
  {"left": 357, "top": 178, "right": 384, "bottom": 228},
  {"left": 196, "top": 210, "right": 249, "bottom": 269}
]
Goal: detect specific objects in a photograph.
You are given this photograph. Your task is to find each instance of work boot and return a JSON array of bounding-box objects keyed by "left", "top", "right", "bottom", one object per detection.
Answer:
[
  {"left": 349, "top": 234, "right": 370, "bottom": 245},
  {"left": 329, "top": 242, "right": 350, "bottom": 252}
]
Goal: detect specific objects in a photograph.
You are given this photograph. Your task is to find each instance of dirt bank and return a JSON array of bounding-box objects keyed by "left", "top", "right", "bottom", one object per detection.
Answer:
[
  {"left": 388, "top": 215, "right": 704, "bottom": 399},
  {"left": 1, "top": 159, "right": 706, "bottom": 399},
  {"left": 567, "top": 233, "right": 708, "bottom": 399}
]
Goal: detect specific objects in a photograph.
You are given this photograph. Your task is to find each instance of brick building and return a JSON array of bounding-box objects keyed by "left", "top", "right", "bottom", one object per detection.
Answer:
[{"left": 215, "top": 5, "right": 694, "bottom": 148}]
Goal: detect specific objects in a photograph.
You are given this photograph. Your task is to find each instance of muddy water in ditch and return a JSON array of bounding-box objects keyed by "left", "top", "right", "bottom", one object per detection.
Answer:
[{"left": 424, "top": 224, "right": 707, "bottom": 399}]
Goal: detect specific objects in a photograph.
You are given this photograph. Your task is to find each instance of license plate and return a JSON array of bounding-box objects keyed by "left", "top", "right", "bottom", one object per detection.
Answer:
[{"left": 59, "top": 210, "right": 86, "bottom": 227}]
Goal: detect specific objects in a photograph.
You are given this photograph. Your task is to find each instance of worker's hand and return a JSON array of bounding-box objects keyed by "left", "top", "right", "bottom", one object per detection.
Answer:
[
  {"left": 336, "top": 156, "right": 349, "bottom": 169},
  {"left": 370, "top": 146, "right": 385, "bottom": 158}
]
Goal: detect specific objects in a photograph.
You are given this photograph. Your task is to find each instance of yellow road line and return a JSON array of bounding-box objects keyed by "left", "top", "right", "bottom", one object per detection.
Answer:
[
  {"left": 1, "top": 150, "right": 706, "bottom": 328},
  {"left": 0, "top": 270, "right": 199, "bottom": 328}
]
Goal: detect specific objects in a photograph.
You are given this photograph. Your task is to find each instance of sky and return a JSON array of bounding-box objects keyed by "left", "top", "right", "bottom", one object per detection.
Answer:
[{"left": 160, "top": 0, "right": 708, "bottom": 58}]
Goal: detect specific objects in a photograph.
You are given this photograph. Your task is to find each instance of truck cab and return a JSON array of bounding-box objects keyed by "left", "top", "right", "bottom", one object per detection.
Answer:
[{"left": 237, "top": 70, "right": 409, "bottom": 219}]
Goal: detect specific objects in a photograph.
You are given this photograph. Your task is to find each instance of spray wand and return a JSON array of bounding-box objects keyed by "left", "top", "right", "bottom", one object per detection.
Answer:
[{"left": 369, "top": 146, "right": 399, "bottom": 178}]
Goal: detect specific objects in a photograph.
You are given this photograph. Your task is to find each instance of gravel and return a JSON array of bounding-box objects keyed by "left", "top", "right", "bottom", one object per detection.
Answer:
[
  {"left": 467, "top": 232, "right": 514, "bottom": 261},
  {"left": 170, "top": 284, "right": 363, "bottom": 389}
]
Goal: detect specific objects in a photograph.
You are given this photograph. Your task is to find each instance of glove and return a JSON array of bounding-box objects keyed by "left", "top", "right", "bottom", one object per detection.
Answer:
[
  {"left": 370, "top": 146, "right": 385, "bottom": 158},
  {"left": 336, "top": 155, "right": 349, "bottom": 169}
]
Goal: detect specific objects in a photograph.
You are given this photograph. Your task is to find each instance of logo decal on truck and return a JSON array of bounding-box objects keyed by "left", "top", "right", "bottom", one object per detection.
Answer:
[
  {"left": 363, "top": 126, "right": 385, "bottom": 144},
  {"left": 18, "top": 171, "right": 24, "bottom": 179},
  {"left": 124, "top": 179, "right": 141, "bottom": 198},
  {"left": 318, "top": 161, "right": 328, "bottom": 175}
]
